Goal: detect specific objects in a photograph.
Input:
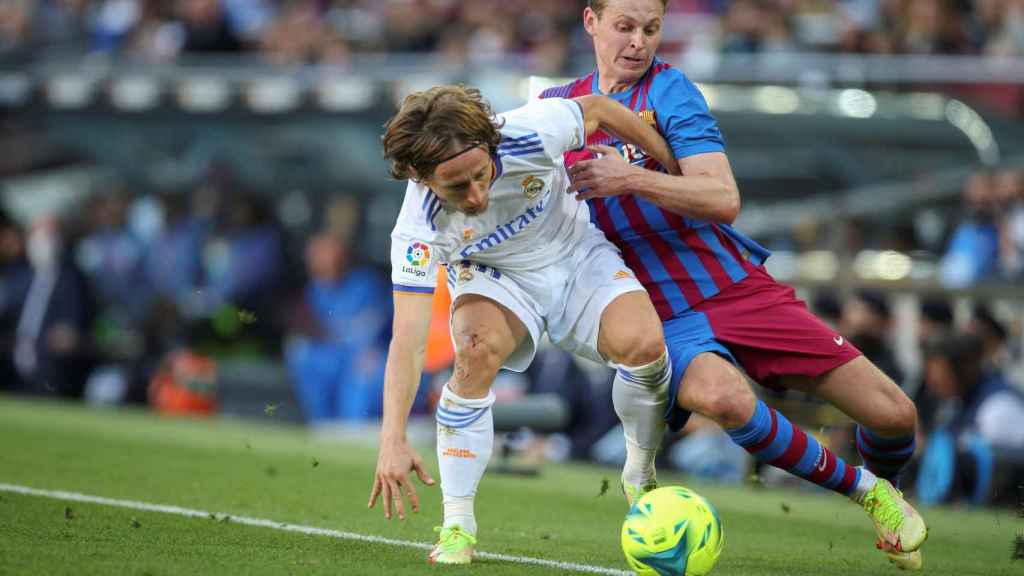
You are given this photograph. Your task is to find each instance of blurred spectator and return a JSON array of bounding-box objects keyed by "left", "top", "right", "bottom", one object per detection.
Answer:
[
  {"left": 921, "top": 332, "right": 1024, "bottom": 447},
  {"left": 720, "top": 0, "right": 763, "bottom": 53},
  {"left": 667, "top": 414, "right": 749, "bottom": 484},
  {"left": 285, "top": 228, "right": 390, "bottom": 423},
  {"left": 911, "top": 296, "right": 955, "bottom": 427},
  {"left": 0, "top": 208, "right": 30, "bottom": 390},
  {"left": 28, "top": 0, "right": 93, "bottom": 50},
  {"left": 128, "top": 0, "right": 182, "bottom": 61},
  {"left": 261, "top": 0, "right": 349, "bottom": 66},
  {"left": 0, "top": 0, "right": 31, "bottom": 51},
  {"left": 900, "top": 0, "right": 965, "bottom": 55},
  {"left": 526, "top": 347, "right": 619, "bottom": 462},
  {"left": 916, "top": 331, "right": 1024, "bottom": 505},
  {"left": 995, "top": 168, "right": 1024, "bottom": 279},
  {"left": 13, "top": 217, "right": 94, "bottom": 397},
  {"left": 145, "top": 192, "right": 206, "bottom": 304},
  {"left": 840, "top": 289, "right": 903, "bottom": 383},
  {"left": 966, "top": 303, "right": 1010, "bottom": 371},
  {"left": 193, "top": 192, "right": 282, "bottom": 322},
  {"left": 811, "top": 291, "right": 842, "bottom": 329},
  {"left": 983, "top": 0, "right": 1024, "bottom": 57},
  {"left": 939, "top": 171, "right": 1000, "bottom": 288},
  {"left": 177, "top": 0, "right": 243, "bottom": 54},
  {"left": 76, "top": 191, "right": 149, "bottom": 324},
  {"left": 918, "top": 297, "right": 954, "bottom": 346}
]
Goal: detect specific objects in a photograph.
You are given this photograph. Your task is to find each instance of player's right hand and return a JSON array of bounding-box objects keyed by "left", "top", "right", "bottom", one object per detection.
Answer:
[{"left": 368, "top": 439, "right": 435, "bottom": 521}]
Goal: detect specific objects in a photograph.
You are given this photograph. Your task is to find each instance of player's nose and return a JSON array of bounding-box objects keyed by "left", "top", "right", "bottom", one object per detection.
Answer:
[
  {"left": 630, "top": 29, "right": 644, "bottom": 48},
  {"left": 465, "top": 185, "right": 486, "bottom": 212}
]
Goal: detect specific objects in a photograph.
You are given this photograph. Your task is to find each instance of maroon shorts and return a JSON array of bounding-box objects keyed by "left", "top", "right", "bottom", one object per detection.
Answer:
[{"left": 693, "top": 266, "right": 862, "bottom": 389}]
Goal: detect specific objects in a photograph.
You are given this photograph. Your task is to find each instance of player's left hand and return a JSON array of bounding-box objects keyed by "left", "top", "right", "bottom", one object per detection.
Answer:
[{"left": 568, "top": 145, "right": 639, "bottom": 201}]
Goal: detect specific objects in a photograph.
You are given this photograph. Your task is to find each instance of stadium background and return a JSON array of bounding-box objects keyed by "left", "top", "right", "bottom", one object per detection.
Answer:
[{"left": 1, "top": 1, "right": 1023, "bottom": 574}]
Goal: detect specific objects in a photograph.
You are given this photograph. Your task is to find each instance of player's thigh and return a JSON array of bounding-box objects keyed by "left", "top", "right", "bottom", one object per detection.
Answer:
[
  {"left": 780, "top": 356, "right": 916, "bottom": 434},
  {"left": 596, "top": 290, "right": 665, "bottom": 367},
  {"left": 550, "top": 229, "right": 655, "bottom": 366}
]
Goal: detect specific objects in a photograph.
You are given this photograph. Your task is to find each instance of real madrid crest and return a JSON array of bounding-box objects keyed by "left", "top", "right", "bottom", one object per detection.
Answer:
[
  {"left": 521, "top": 175, "right": 544, "bottom": 199},
  {"left": 458, "top": 267, "right": 474, "bottom": 283}
]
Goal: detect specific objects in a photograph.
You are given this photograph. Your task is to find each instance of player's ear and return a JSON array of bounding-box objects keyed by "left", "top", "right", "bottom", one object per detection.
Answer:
[{"left": 583, "top": 7, "right": 599, "bottom": 36}]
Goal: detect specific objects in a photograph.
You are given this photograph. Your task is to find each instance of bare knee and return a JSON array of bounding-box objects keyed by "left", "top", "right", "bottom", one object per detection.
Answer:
[
  {"left": 450, "top": 328, "right": 510, "bottom": 398},
  {"left": 680, "top": 361, "right": 756, "bottom": 429},
  {"left": 616, "top": 329, "right": 665, "bottom": 367},
  {"left": 701, "top": 385, "right": 756, "bottom": 429},
  {"left": 598, "top": 293, "right": 664, "bottom": 366},
  {"left": 600, "top": 319, "right": 665, "bottom": 367},
  {"left": 868, "top": 390, "right": 917, "bottom": 436}
]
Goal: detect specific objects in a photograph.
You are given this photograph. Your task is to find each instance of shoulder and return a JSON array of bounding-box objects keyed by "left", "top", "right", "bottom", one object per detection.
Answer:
[
  {"left": 393, "top": 180, "right": 445, "bottom": 234},
  {"left": 538, "top": 74, "right": 593, "bottom": 100},
  {"left": 497, "top": 100, "right": 579, "bottom": 152},
  {"left": 648, "top": 60, "right": 700, "bottom": 98},
  {"left": 499, "top": 98, "right": 576, "bottom": 127}
]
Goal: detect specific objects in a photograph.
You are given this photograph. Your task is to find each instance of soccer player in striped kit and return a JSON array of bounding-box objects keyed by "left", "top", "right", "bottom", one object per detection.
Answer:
[
  {"left": 541, "top": 0, "right": 927, "bottom": 570},
  {"left": 369, "top": 85, "right": 681, "bottom": 564}
]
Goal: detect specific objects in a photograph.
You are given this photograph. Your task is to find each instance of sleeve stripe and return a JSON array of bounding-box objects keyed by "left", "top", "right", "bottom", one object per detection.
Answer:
[
  {"left": 500, "top": 146, "right": 545, "bottom": 157},
  {"left": 501, "top": 131, "right": 540, "bottom": 144},
  {"left": 393, "top": 284, "right": 435, "bottom": 294},
  {"left": 498, "top": 138, "right": 543, "bottom": 152},
  {"left": 539, "top": 84, "right": 574, "bottom": 99}
]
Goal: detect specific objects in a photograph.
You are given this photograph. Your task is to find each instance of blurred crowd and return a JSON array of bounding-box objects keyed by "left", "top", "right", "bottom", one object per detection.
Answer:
[
  {"left": 0, "top": 176, "right": 401, "bottom": 424},
  {"left": 940, "top": 167, "right": 1024, "bottom": 287},
  {"left": 826, "top": 290, "right": 1023, "bottom": 507},
  {"left": 707, "top": 0, "right": 1024, "bottom": 57},
  {"left": 1, "top": 0, "right": 1023, "bottom": 71}
]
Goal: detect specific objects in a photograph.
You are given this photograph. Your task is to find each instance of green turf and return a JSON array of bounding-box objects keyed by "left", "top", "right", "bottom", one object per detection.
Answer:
[{"left": 0, "top": 395, "right": 1018, "bottom": 575}]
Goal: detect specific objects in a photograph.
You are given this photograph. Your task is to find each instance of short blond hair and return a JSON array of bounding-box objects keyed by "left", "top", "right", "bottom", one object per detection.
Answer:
[
  {"left": 588, "top": 0, "right": 671, "bottom": 17},
  {"left": 382, "top": 85, "right": 502, "bottom": 182}
]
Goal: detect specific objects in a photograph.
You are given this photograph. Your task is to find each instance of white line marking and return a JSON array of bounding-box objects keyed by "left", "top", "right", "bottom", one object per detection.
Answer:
[{"left": 0, "top": 483, "right": 631, "bottom": 575}]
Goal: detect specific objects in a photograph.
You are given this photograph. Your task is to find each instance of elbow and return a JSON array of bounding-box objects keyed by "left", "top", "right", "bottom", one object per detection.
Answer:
[
  {"left": 574, "top": 94, "right": 606, "bottom": 133},
  {"left": 720, "top": 185, "right": 741, "bottom": 225}
]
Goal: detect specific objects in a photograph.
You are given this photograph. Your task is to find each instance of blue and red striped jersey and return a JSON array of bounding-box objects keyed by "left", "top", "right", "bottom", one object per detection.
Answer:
[{"left": 540, "top": 57, "right": 770, "bottom": 321}]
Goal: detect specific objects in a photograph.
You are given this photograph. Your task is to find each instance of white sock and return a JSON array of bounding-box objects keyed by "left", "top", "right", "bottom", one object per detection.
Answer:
[
  {"left": 851, "top": 467, "right": 879, "bottom": 504},
  {"left": 612, "top": 350, "right": 671, "bottom": 487},
  {"left": 436, "top": 384, "right": 495, "bottom": 536}
]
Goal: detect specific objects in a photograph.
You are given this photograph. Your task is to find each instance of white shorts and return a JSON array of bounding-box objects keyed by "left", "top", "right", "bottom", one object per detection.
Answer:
[{"left": 446, "top": 226, "right": 646, "bottom": 371}]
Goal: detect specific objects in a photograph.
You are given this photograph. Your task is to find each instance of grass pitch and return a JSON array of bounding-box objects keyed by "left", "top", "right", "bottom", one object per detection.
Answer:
[{"left": 0, "top": 395, "right": 1018, "bottom": 575}]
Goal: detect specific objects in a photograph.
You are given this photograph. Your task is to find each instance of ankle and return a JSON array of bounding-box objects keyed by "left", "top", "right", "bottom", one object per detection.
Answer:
[{"left": 850, "top": 467, "right": 878, "bottom": 505}]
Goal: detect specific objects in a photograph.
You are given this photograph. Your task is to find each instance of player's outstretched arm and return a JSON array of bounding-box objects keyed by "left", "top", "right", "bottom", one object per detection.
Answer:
[
  {"left": 572, "top": 94, "right": 680, "bottom": 177},
  {"left": 368, "top": 290, "right": 436, "bottom": 521}
]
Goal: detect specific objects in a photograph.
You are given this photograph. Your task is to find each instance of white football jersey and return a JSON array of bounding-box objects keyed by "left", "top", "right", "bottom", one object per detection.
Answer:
[{"left": 390, "top": 97, "right": 589, "bottom": 293}]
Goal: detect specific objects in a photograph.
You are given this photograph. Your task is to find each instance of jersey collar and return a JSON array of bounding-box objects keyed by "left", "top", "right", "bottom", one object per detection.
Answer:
[{"left": 591, "top": 57, "right": 661, "bottom": 103}]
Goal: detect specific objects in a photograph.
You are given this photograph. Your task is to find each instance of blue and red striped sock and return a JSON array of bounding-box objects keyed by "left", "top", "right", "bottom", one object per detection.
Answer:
[
  {"left": 726, "top": 400, "right": 863, "bottom": 497},
  {"left": 855, "top": 425, "right": 916, "bottom": 484}
]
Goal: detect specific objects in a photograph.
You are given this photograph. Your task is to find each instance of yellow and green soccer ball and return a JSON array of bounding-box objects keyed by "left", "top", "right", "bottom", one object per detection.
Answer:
[{"left": 621, "top": 486, "right": 724, "bottom": 576}]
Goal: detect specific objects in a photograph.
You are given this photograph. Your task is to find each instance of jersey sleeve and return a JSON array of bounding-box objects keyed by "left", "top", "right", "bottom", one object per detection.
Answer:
[
  {"left": 390, "top": 181, "right": 441, "bottom": 294},
  {"left": 651, "top": 69, "right": 725, "bottom": 159},
  {"left": 506, "top": 98, "right": 586, "bottom": 162}
]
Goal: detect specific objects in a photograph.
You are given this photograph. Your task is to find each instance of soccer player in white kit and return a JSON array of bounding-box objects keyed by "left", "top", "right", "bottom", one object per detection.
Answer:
[{"left": 367, "top": 85, "right": 680, "bottom": 565}]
